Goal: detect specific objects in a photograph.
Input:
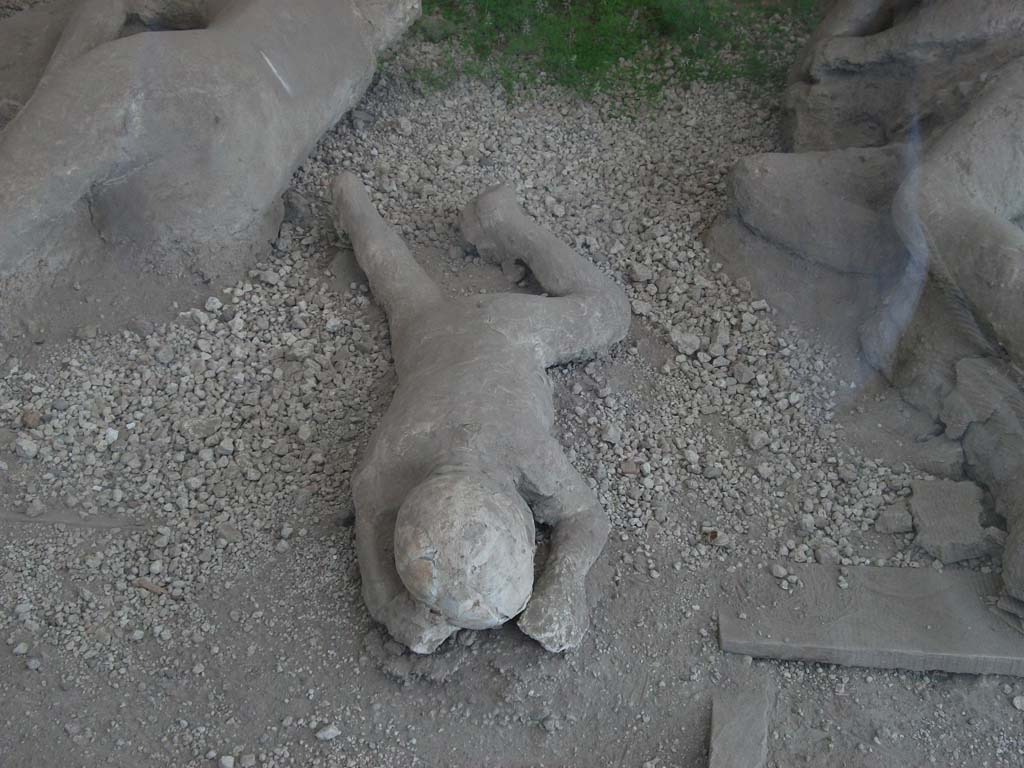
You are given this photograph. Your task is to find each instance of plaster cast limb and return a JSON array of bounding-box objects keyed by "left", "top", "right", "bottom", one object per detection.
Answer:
[
  {"left": 0, "top": 0, "right": 418, "bottom": 336},
  {"left": 331, "top": 171, "right": 443, "bottom": 332},
  {"left": 39, "top": 1, "right": 224, "bottom": 84},
  {"left": 0, "top": 38, "right": 139, "bottom": 274},
  {"left": 39, "top": 0, "right": 127, "bottom": 83},
  {"left": 352, "top": 499, "right": 457, "bottom": 654},
  {"left": 888, "top": 62, "right": 1024, "bottom": 364},
  {"left": 516, "top": 441, "right": 611, "bottom": 652},
  {"left": 730, "top": 146, "right": 906, "bottom": 275},
  {"left": 790, "top": 0, "right": 917, "bottom": 81},
  {"left": 460, "top": 183, "right": 630, "bottom": 367},
  {"left": 808, "top": 0, "right": 1024, "bottom": 79}
]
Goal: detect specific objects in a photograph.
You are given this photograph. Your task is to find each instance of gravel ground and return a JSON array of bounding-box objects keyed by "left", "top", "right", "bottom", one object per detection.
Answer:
[{"left": 2, "top": 30, "right": 1024, "bottom": 768}]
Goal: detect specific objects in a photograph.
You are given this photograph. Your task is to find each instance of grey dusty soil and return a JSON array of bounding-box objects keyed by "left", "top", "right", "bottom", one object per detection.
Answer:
[{"left": 2, "top": 23, "right": 1024, "bottom": 768}]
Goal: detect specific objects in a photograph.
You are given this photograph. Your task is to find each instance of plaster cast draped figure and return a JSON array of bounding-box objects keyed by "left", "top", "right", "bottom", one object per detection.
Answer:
[
  {"left": 331, "top": 172, "right": 629, "bottom": 653},
  {"left": 0, "top": 0, "right": 418, "bottom": 339},
  {"left": 709, "top": 0, "right": 1024, "bottom": 609}
]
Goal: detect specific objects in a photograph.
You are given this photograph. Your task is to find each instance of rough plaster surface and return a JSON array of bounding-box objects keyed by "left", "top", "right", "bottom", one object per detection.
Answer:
[
  {"left": 332, "top": 173, "right": 629, "bottom": 653},
  {"left": 0, "top": 0, "right": 419, "bottom": 344}
]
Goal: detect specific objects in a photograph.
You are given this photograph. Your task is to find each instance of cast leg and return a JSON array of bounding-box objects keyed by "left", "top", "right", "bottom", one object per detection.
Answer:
[
  {"left": 460, "top": 183, "right": 630, "bottom": 367},
  {"left": 811, "top": 0, "right": 1024, "bottom": 78},
  {"left": 890, "top": 66, "right": 1024, "bottom": 364},
  {"left": 0, "top": 43, "right": 144, "bottom": 277},
  {"left": 39, "top": 0, "right": 128, "bottom": 84},
  {"left": 731, "top": 146, "right": 906, "bottom": 274}
]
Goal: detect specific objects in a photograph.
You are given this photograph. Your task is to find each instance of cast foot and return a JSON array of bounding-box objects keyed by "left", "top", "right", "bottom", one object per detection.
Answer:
[{"left": 459, "top": 183, "right": 519, "bottom": 262}]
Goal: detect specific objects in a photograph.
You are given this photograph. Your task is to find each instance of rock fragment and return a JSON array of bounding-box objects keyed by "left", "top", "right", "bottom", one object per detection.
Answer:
[
  {"left": 670, "top": 327, "right": 701, "bottom": 355},
  {"left": 909, "top": 479, "right": 1001, "bottom": 564},
  {"left": 747, "top": 429, "right": 769, "bottom": 451},
  {"left": 875, "top": 501, "right": 914, "bottom": 535},
  {"left": 14, "top": 436, "right": 38, "bottom": 459},
  {"left": 316, "top": 724, "right": 341, "bottom": 741}
]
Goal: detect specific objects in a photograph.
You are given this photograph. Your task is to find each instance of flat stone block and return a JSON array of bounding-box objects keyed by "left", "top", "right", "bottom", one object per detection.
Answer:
[
  {"left": 710, "top": 677, "right": 772, "bottom": 768},
  {"left": 720, "top": 564, "right": 1024, "bottom": 677}
]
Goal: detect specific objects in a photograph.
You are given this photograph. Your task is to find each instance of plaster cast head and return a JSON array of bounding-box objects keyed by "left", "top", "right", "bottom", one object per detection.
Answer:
[{"left": 394, "top": 467, "right": 536, "bottom": 629}]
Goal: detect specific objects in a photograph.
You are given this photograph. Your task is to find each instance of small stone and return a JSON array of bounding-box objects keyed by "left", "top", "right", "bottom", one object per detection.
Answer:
[
  {"left": 180, "top": 417, "right": 222, "bottom": 441},
  {"left": 219, "top": 756, "right": 235, "bottom": 768},
  {"left": 205, "top": 296, "right": 223, "bottom": 312},
  {"left": 733, "top": 363, "right": 755, "bottom": 384},
  {"left": 396, "top": 116, "right": 413, "bottom": 136},
  {"left": 14, "top": 436, "right": 39, "bottom": 459},
  {"left": 259, "top": 270, "right": 280, "bottom": 286},
  {"left": 747, "top": 429, "right": 770, "bottom": 451},
  {"left": 770, "top": 564, "right": 788, "bottom": 579},
  {"left": 601, "top": 423, "right": 622, "bottom": 445},
  {"left": 20, "top": 410, "right": 42, "bottom": 429},
  {"left": 155, "top": 345, "right": 175, "bottom": 364},
  {"left": 12, "top": 642, "right": 28, "bottom": 656},
  {"left": 669, "top": 328, "right": 701, "bottom": 355},
  {"left": 316, "top": 724, "right": 342, "bottom": 741},
  {"left": 814, "top": 546, "right": 840, "bottom": 565},
  {"left": 1013, "top": 695, "right": 1024, "bottom": 711},
  {"left": 629, "top": 263, "right": 653, "bottom": 283},
  {"left": 350, "top": 109, "right": 373, "bottom": 132},
  {"left": 240, "top": 756, "right": 257, "bottom": 768}
]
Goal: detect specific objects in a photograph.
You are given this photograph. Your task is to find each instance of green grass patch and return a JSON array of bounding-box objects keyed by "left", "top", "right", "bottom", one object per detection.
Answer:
[{"left": 418, "top": 0, "right": 821, "bottom": 96}]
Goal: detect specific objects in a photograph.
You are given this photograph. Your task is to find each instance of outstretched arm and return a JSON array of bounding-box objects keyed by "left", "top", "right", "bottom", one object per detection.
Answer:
[
  {"left": 516, "top": 440, "right": 610, "bottom": 652},
  {"left": 332, "top": 171, "right": 443, "bottom": 332},
  {"left": 352, "top": 476, "right": 457, "bottom": 654}
]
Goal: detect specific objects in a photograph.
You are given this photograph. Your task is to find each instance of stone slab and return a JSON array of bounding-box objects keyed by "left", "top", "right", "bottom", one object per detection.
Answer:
[
  {"left": 710, "top": 678, "right": 772, "bottom": 768},
  {"left": 910, "top": 478, "right": 1000, "bottom": 564},
  {"left": 719, "top": 565, "right": 1024, "bottom": 677}
]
